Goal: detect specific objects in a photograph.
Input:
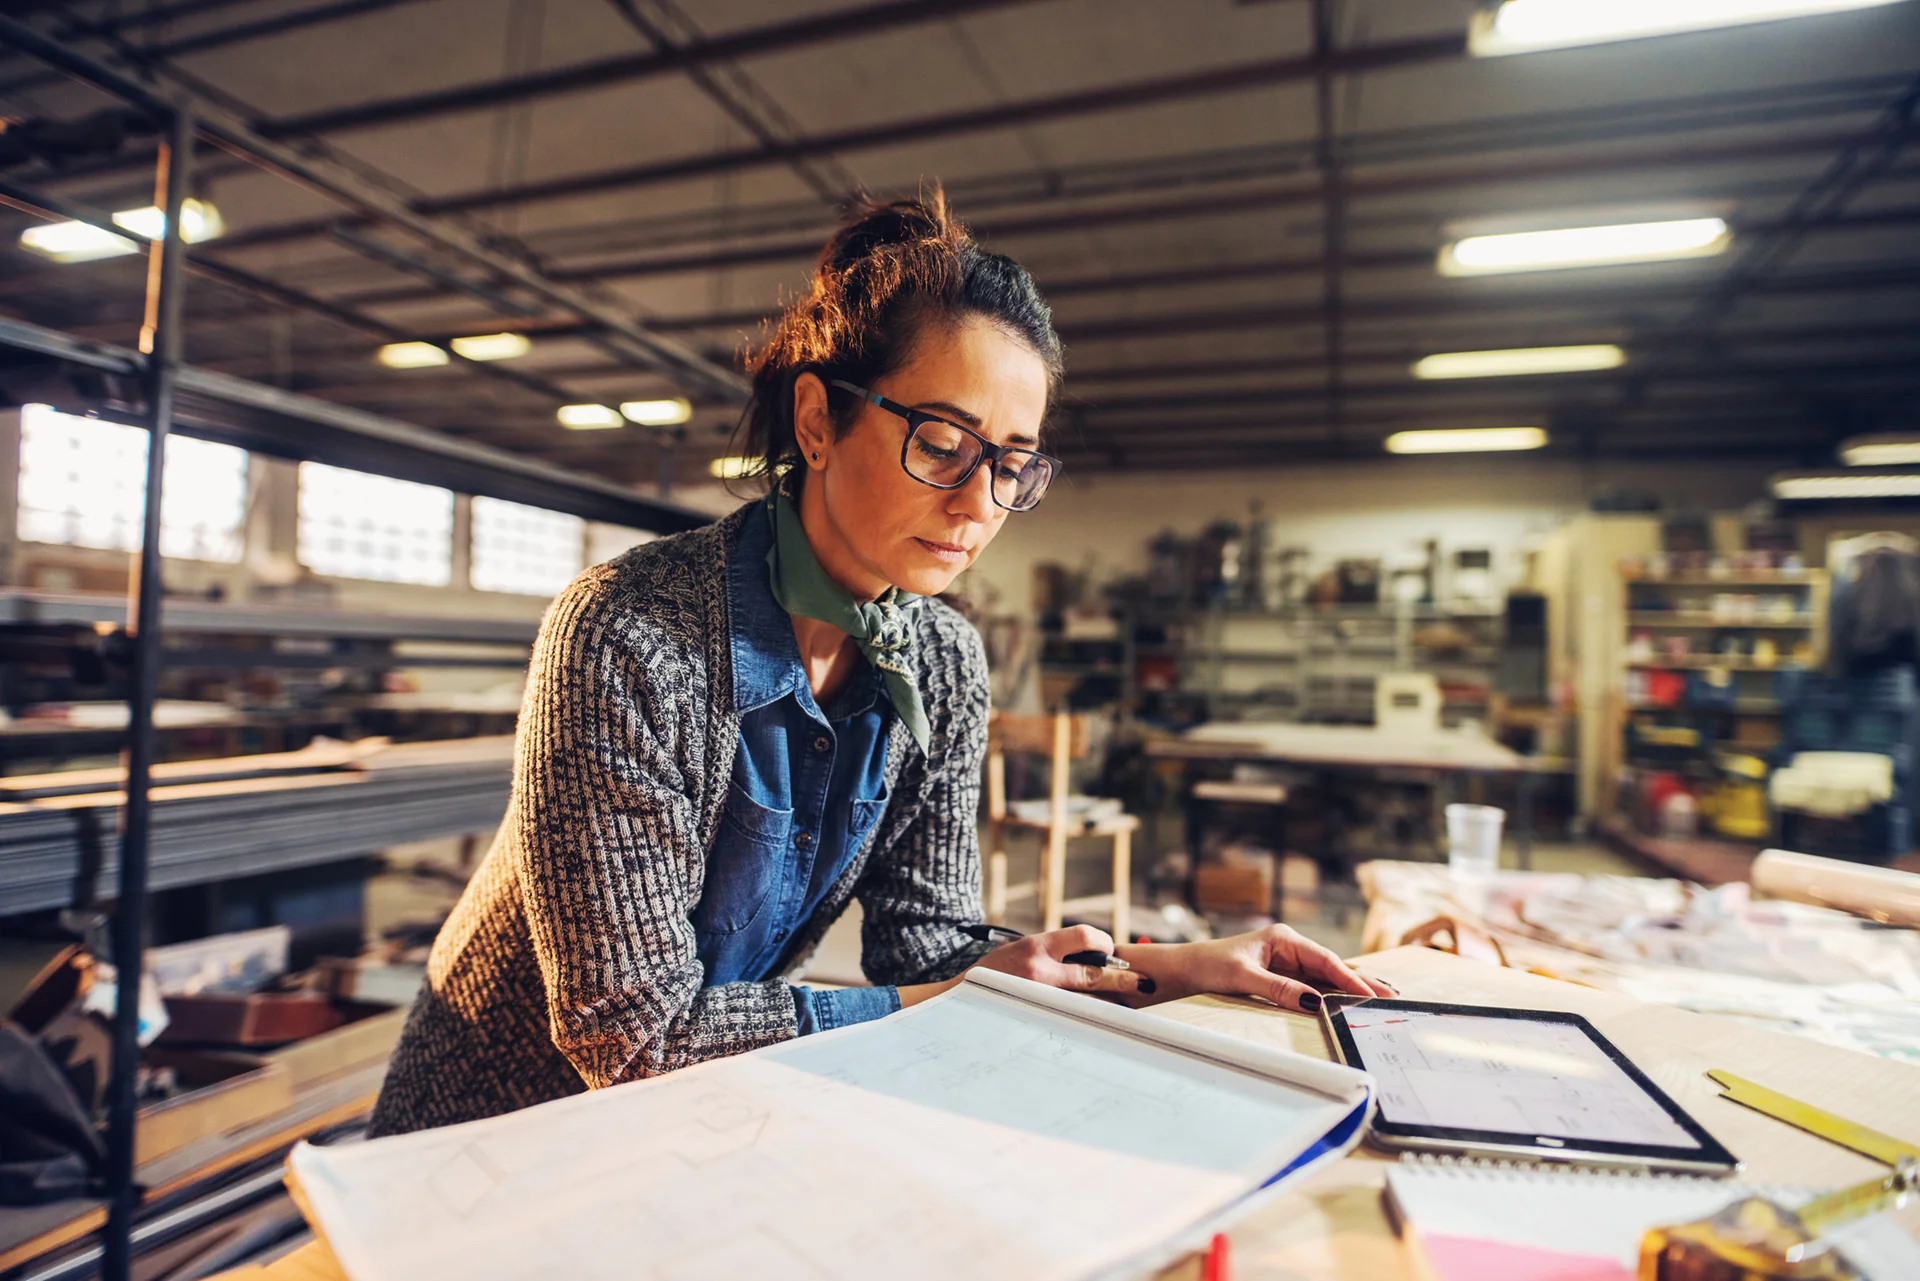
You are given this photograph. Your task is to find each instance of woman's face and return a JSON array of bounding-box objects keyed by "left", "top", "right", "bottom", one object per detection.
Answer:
[{"left": 793, "top": 315, "right": 1050, "bottom": 599}]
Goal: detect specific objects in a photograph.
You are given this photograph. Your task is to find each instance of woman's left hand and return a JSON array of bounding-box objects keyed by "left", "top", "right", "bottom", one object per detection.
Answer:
[{"left": 1114, "top": 925, "right": 1397, "bottom": 1014}]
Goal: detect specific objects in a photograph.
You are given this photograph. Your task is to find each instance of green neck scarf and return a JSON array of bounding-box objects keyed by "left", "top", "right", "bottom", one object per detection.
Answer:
[{"left": 765, "top": 487, "right": 930, "bottom": 754}]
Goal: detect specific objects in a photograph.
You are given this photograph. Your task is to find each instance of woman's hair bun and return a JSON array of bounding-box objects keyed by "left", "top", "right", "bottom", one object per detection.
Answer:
[{"left": 822, "top": 189, "right": 966, "bottom": 273}]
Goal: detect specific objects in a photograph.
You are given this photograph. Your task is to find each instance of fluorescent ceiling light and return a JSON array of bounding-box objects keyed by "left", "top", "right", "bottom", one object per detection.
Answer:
[
  {"left": 17, "top": 198, "right": 225, "bottom": 264},
  {"left": 111, "top": 199, "right": 224, "bottom": 244},
  {"left": 1385, "top": 427, "right": 1549, "bottom": 454},
  {"left": 1412, "top": 345, "right": 1626, "bottom": 380},
  {"left": 708, "top": 455, "right": 758, "bottom": 479},
  {"left": 449, "top": 332, "right": 532, "bottom": 362},
  {"left": 20, "top": 221, "right": 138, "bottom": 263},
  {"left": 1839, "top": 434, "right": 1920, "bottom": 467},
  {"left": 621, "top": 397, "right": 693, "bottom": 426},
  {"left": 1774, "top": 472, "right": 1920, "bottom": 500},
  {"left": 558, "top": 404, "right": 625, "bottom": 430},
  {"left": 1439, "top": 217, "right": 1730, "bottom": 276},
  {"left": 1471, "top": 0, "right": 1906, "bottom": 57},
  {"left": 377, "top": 341, "right": 449, "bottom": 369}
]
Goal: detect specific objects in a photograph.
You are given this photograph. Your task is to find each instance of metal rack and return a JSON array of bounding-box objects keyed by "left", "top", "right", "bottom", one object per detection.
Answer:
[
  {"left": 1044, "top": 599, "right": 1504, "bottom": 723},
  {"left": 0, "top": 740, "right": 514, "bottom": 916},
  {"left": 0, "top": 590, "right": 541, "bottom": 756},
  {"left": 0, "top": 29, "right": 726, "bottom": 1280}
]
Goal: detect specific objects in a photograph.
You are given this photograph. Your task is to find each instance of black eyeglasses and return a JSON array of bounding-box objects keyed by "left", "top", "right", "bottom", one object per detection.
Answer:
[{"left": 829, "top": 379, "right": 1059, "bottom": 512}]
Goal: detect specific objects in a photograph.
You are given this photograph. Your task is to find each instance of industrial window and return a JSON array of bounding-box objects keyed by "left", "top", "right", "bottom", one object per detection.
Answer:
[
  {"left": 585, "top": 522, "right": 656, "bottom": 567},
  {"left": 470, "top": 496, "right": 584, "bottom": 596},
  {"left": 297, "top": 462, "right": 454, "bottom": 586},
  {"left": 15, "top": 403, "right": 248, "bottom": 563}
]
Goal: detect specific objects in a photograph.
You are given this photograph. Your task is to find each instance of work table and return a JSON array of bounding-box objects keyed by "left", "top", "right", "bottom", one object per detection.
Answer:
[{"left": 220, "top": 946, "right": 1920, "bottom": 1280}]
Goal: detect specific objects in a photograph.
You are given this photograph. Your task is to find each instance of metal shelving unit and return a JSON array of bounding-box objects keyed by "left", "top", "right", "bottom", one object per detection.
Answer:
[
  {"left": 1617, "top": 570, "right": 1831, "bottom": 789},
  {"left": 0, "top": 26, "right": 734, "bottom": 1279},
  {"left": 1183, "top": 601, "right": 1502, "bottom": 723},
  {"left": 1040, "top": 599, "right": 1505, "bottom": 724},
  {"left": 0, "top": 589, "right": 544, "bottom": 643},
  {"left": 0, "top": 589, "right": 542, "bottom": 763}
]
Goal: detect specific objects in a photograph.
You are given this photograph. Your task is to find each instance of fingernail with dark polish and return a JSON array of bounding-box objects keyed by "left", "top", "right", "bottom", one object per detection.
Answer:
[
  {"left": 1298, "top": 991, "right": 1323, "bottom": 1014},
  {"left": 1136, "top": 977, "right": 1157, "bottom": 995}
]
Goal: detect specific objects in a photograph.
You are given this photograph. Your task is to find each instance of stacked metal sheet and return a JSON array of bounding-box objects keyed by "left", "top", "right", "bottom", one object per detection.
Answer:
[{"left": 0, "top": 738, "right": 513, "bottom": 916}]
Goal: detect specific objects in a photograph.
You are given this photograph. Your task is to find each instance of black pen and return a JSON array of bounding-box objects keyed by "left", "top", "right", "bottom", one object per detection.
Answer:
[
  {"left": 958, "top": 924, "right": 1132, "bottom": 970},
  {"left": 1062, "top": 950, "right": 1132, "bottom": 971},
  {"left": 958, "top": 923, "right": 1027, "bottom": 944}
]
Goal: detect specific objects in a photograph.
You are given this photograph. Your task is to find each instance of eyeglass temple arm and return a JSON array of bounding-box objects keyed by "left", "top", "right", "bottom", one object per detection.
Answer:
[{"left": 828, "top": 378, "right": 882, "bottom": 408}]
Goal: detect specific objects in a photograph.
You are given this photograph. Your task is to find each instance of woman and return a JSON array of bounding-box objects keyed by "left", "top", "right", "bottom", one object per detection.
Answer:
[{"left": 369, "top": 192, "right": 1391, "bottom": 1137}]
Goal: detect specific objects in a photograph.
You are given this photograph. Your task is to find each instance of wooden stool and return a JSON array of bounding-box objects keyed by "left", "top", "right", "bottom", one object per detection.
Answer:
[{"left": 985, "top": 711, "right": 1139, "bottom": 942}]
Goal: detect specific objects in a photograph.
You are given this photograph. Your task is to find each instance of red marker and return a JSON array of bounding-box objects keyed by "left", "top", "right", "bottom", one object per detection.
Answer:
[{"left": 1202, "top": 1232, "right": 1231, "bottom": 1281}]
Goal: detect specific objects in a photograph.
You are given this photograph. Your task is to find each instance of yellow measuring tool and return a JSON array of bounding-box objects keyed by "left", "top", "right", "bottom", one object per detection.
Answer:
[
  {"left": 1634, "top": 1073, "right": 1920, "bottom": 1278},
  {"left": 1707, "top": 1070, "right": 1920, "bottom": 1167}
]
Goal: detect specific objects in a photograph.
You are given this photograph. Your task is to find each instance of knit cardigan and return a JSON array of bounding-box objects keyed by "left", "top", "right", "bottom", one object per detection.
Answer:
[{"left": 367, "top": 504, "right": 993, "bottom": 1136}]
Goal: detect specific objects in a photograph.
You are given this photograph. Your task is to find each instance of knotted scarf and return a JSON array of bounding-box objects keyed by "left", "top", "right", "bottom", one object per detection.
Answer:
[{"left": 765, "top": 487, "right": 930, "bottom": 754}]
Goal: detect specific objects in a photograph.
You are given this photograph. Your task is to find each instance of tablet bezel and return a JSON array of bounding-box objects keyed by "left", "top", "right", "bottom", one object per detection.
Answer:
[{"left": 1325, "top": 997, "right": 1741, "bottom": 1175}]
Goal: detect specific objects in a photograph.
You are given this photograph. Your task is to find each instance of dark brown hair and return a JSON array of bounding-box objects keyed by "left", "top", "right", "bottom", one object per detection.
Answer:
[{"left": 732, "top": 186, "right": 1063, "bottom": 486}]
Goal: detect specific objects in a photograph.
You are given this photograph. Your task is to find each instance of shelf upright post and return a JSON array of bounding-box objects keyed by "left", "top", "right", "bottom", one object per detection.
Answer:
[{"left": 102, "top": 100, "right": 193, "bottom": 1281}]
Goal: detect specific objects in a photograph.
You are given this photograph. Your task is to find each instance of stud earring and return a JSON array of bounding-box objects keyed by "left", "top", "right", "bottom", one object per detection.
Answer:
[{"left": 811, "top": 452, "right": 820, "bottom": 460}]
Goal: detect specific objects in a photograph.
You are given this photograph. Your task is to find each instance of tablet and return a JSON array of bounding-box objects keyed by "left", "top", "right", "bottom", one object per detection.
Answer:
[{"left": 1324, "top": 997, "right": 1740, "bottom": 1174}]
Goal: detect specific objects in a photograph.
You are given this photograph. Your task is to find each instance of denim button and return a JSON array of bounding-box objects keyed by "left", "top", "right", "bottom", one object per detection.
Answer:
[
  {"left": 796, "top": 831, "right": 813, "bottom": 850},
  {"left": 774, "top": 929, "right": 789, "bottom": 943},
  {"left": 813, "top": 736, "right": 830, "bottom": 753}
]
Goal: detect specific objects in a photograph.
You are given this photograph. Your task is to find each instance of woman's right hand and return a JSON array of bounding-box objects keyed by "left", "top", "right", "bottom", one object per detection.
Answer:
[{"left": 972, "top": 925, "right": 1155, "bottom": 998}]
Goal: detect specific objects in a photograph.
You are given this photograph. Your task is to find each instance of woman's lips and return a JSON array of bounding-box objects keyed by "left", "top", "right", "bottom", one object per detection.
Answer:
[{"left": 914, "top": 537, "right": 971, "bottom": 562}]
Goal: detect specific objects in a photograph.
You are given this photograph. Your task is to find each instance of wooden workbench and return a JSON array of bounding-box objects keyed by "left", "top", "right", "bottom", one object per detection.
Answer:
[
  {"left": 1149, "top": 722, "right": 1533, "bottom": 773},
  {"left": 1148, "top": 721, "right": 1566, "bottom": 868},
  {"left": 217, "top": 946, "right": 1920, "bottom": 1280}
]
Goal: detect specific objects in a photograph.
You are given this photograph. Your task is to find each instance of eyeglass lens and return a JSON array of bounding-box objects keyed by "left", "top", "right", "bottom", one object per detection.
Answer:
[{"left": 905, "top": 418, "right": 1053, "bottom": 510}]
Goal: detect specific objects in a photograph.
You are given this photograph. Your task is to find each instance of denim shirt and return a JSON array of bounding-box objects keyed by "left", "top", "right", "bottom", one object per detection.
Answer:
[{"left": 693, "top": 505, "right": 903, "bottom": 1034}]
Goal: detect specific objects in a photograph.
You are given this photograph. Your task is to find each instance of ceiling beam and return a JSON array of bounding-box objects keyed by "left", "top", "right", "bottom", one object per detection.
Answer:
[
  {"left": 178, "top": 313, "right": 1920, "bottom": 391},
  {"left": 384, "top": 33, "right": 1470, "bottom": 218},
  {"left": 324, "top": 354, "right": 1920, "bottom": 440},
  {"left": 199, "top": 70, "right": 1920, "bottom": 261},
  {"left": 0, "top": 175, "right": 590, "bottom": 412},
  {"left": 1051, "top": 261, "right": 1920, "bottom": 344},
  {"left": 298, "top": 129, "right": 1917, "bottom": 305},
  {"left": 1048, "top": 434, "right": 1831, "bottom": 470},
  {"left": 264, "top": 0, "right": 1054, "bottom": 137},
  {"left": 0, "top": 0, "right": 433, "bottom": 78},
  {"left": 0, "top": 14, "right": 753, "bottom": 405},
  {"left": 1057, "top": 358, "right": 1920, "bottom": 419},
  {"left": 35, "top": 193, "right": 1918, "bottom": 356},
  {"left": 1058, "top": 319, "right": 1920, "bottom": 386}
]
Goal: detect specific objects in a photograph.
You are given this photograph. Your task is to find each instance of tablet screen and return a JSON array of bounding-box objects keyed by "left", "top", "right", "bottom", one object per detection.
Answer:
[{"left": 1341, "top": 1005, "right": 1700, "bottom": 1149}]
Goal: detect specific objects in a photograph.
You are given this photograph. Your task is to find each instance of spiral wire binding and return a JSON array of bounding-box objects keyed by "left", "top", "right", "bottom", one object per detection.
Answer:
[{"left": 1397, "top": 1152, "right": 1796, "bottom": 1198}]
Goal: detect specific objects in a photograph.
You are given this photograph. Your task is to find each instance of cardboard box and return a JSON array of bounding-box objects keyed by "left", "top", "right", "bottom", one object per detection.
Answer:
[
  {"left": 1194, "top": 862, "right": 1275, "bottom": 915},
  {"left": 159, "top": 992, "right": 345, "bottom": 1045}
]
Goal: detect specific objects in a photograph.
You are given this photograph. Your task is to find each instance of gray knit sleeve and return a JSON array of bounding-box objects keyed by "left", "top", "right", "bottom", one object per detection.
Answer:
[
  {"left": 513, "top": 571, "right": 799, "bottom": 1088},
  {"left": 854, "top": 605, "right": 996, "bottom": 985}
]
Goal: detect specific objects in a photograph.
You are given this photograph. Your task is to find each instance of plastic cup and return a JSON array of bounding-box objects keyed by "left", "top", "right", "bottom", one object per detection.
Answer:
[{"left": 1446, "top": 803, "right": 1505, "bottom": 877}]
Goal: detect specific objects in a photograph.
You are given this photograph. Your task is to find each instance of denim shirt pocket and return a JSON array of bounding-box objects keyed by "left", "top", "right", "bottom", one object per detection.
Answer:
[
  {"left": 849, "top": 791, "right": 890, "bottom": 853},
  {"left": 694, "top": 784, "right": 792, "bottom": 936}
]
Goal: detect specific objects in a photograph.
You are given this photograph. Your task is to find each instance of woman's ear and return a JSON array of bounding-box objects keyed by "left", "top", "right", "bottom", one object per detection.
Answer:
[{"left": 791, "top": 373, "right": 833, "bottom": 472}]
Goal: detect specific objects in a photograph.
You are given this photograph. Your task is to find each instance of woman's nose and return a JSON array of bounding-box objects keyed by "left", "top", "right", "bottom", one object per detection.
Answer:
[{"left": 949, "top": 461, "right": 997, "bottom": 522}]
